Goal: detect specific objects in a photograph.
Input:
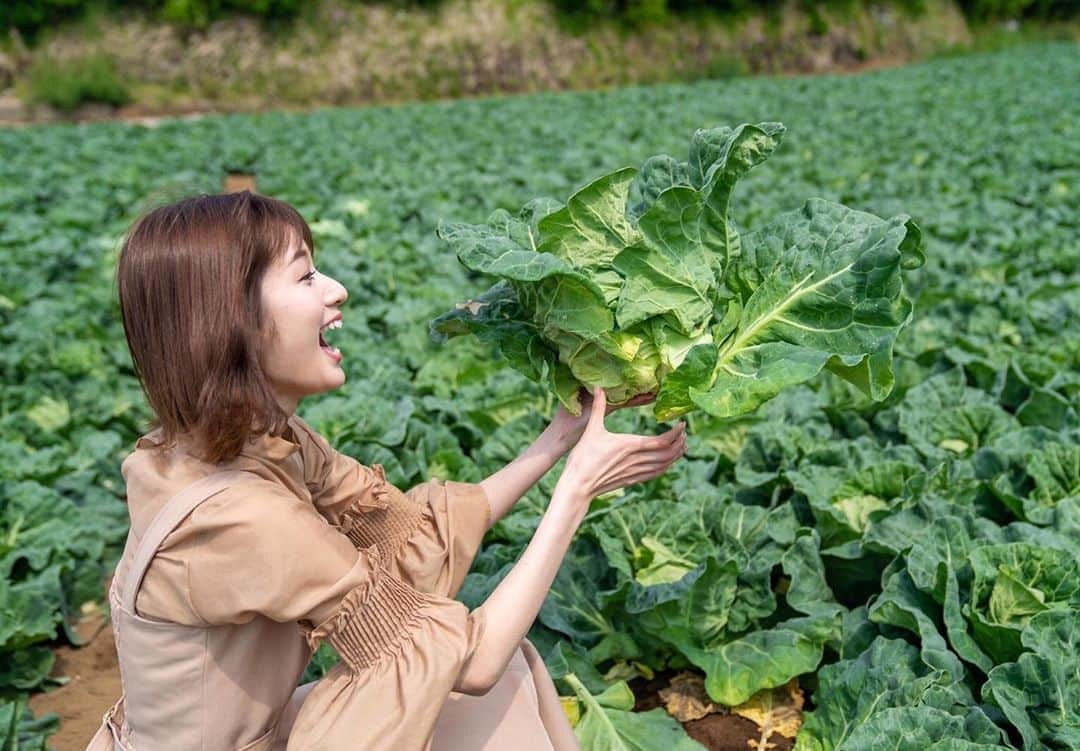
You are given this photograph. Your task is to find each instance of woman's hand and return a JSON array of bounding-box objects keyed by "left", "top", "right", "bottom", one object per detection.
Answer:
[
  {"left": 556, "top": 386, "right": 686, "bottom": 507},
  {"left": 462, "top": 387, "right": 685, "bottom": 694},
  {"left": 480, "top": 387, "right": 656, "bottom": 532},
  {"left": 548, "top": 387, "right": 656, "bottom": 453}
]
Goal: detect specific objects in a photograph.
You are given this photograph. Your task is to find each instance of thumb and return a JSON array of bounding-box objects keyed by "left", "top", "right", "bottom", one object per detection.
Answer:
[{"left": 586, "top": 386, "right": 607, "bottom": 432}]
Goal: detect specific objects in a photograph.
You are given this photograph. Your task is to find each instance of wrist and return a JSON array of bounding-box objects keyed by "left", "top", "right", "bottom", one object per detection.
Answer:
[
  {"left": 548, "top": 492, "right": 589, "bottom": 530},
  {"left": 552, "top": 471, "right": 591, "bottom": 511},
  {"left": 538, "top": 419, "right": 578, "bottom": 459}
]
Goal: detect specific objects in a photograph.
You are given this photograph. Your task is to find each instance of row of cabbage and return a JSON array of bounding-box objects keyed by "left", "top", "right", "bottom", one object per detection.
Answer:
[{"left": 0, "top": 42, "right": 1076, "bottom": 748}]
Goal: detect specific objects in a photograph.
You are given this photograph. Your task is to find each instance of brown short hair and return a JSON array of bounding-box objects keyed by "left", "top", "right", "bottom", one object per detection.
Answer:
[{"left": 116, "top": 191, "right": 316, "bottom": 464}]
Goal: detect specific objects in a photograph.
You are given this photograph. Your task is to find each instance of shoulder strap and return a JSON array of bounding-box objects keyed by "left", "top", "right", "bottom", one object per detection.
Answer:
[{"left": 121, "top": 470, "right": 253, "bottom": 613}]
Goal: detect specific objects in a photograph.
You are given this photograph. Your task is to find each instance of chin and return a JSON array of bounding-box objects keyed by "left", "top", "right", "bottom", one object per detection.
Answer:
[
  {"left": 324, "top": 369, "right": 347, "bottom": 391},
  {"left": 292, "top": 375, "right": 346, "bottom": 401}
]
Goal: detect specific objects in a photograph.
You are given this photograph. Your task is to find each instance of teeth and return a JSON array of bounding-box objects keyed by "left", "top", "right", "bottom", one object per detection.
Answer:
[{"left": 321, "top": 319, "right": 343, "bottom": 332}]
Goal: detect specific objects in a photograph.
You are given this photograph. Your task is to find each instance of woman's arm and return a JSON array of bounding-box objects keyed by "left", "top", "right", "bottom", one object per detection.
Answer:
[
  {"left": 456, "top": 388, "right": 686, "bottom": 695},
  {"left": 478, "top": 391, "right": 656, "bottom": 530},
  {"left": 477, "top": 419, "right": 574, "bottom": 530}
]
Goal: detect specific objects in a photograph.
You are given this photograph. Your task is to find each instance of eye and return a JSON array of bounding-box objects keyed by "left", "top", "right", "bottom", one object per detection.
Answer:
[{"left": 300, "top": 269, "right": 317, "bottom": 283}]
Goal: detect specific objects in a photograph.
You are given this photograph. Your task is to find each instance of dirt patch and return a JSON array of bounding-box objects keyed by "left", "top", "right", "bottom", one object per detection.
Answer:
[
  {"left": 630, "top": 670, "right": 796, "bottom": 750},
  {"left": 685, "top": 713, "right": 794, "bottom": 751},
  {"left": 28, "top": 578, "right": 120, "bottom": 751}
]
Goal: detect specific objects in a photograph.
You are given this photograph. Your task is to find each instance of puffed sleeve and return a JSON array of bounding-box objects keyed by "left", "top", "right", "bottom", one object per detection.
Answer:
[
  {"left": 184, "top": 482, "right": 488, "bottom": 751},
  {"left": 289, "top": 415, "right": 492, "bottom": 599}
]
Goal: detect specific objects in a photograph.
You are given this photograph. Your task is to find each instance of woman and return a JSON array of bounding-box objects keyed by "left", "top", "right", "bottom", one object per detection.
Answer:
[{"left": 89, "top": 191, "right": 686, "bottom": 750}]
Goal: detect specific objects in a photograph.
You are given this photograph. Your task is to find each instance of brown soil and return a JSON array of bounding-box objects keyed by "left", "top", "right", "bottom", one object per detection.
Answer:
[
  {"left": 28, "top": 577, "right": 120, "bottom": 751},
  {"left": 630, "top": 670, "right": 795, "bottom": 751},
  {"left": 685, "top": 714, "right": 795, "bottom": 751}
]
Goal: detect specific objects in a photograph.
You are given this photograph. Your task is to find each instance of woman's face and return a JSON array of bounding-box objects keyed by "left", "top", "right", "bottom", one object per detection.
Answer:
[{"left": 259, "top": 234, "right": 348, "bottom": 414}]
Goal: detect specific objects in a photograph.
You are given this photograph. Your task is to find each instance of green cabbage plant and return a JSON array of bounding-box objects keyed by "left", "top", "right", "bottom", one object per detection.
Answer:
[{"left": 431, "top": 123, "right": 925, "bottom": 420}]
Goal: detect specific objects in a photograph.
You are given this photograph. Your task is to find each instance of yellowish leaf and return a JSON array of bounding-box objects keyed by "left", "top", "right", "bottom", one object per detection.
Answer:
[
  {"left": 658, "top": 671, "right": 721, "bottom": 722},
  {"left": 732, "top": 679, "right": 804, "bottom": 743},
  {"left": 559, "top": 696, "right": 580, "bottom": 728}
]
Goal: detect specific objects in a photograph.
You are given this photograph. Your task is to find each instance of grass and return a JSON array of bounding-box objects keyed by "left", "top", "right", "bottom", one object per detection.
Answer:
[
  {"left": 5, "top": 0, "right": 1076, "bottom": 117},
  {"left": 931, "top": 17, "right": 1079, "bottom": 57},
  {"left": 24, "top": 52, "right": 132, "bottom": 111}
]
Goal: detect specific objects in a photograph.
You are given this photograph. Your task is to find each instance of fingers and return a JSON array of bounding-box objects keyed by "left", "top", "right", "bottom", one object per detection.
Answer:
[
  {"left": 572, "top": 405, "right": 688, "bottom": 497},
  {"left": 628, "top": 433, "right": 686, "bottom": 467},
  {"left": 628, "top": 446, "right": 685, "bottom": 479},
  {"left": 632, "top": 454, "right": 684, "bottom": 477},
  {"left": 596, "top": 429, "right": 686, "bottom": 495},
  {"left": 661, "top": 422, "right": 686, "bottom": 444},
  {"left": 596, "top": 460, "right": 680, "bottom": 496},
  {"left": 586, "top": 386, "right": 607, "bottom": 432},
  {"left": 625, "top": 421, "right": 686, "bottom": 452}
]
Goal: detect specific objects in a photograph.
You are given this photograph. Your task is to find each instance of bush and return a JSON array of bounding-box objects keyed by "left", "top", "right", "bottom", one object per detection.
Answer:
[
  {"left": 547, "top": 0, "right": 1074, "bottom": 25},
  {"left": 2, "top": 1, "right": 91, "bottom": 42},
  {"left": 25, "top": 52, "right": 132, "bottom": 111},
  {"left": 1, "top": 0, "right": 306, "bottom": 38},
  {"left": 1, "top": 0, "right": 1076, "bottom": 40},
  {"left": 957, "top": 0, "right": 1075, "bottom": 20},
  {"left": 153, "top": 0, "right": 305, "bottom": 27},
  {"left": 549, "top": 0, "right": 783, "bottom": 27}
]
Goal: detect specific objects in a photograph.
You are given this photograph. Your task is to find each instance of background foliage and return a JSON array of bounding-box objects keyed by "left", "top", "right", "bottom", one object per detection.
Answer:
[
  {"left": 24, "top": 51, "right": 131, "bottom": 110},
  {"left": 1, "top": 42, "right": 1076, "bottom": 748},
  {"left": 2, "top": 0, "right": 1074, "bottom": 40}
]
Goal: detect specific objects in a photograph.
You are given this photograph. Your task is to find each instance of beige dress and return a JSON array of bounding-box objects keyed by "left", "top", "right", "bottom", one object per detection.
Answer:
[{"left": 87, "top": 414, "right": 567, "bottom": 750}]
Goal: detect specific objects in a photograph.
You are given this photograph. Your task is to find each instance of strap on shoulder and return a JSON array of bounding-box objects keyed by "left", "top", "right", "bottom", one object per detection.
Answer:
[{"left": 121, "top": 470, "right": 253, "bottom": 613}]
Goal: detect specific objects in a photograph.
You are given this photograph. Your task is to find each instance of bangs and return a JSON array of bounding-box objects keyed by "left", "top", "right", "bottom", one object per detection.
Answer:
[{"left": 245, "top": 194, "right": 316, "bottom": 264}]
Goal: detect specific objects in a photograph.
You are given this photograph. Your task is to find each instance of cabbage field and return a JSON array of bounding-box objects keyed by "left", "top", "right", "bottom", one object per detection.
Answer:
[{"left": 2, "top": 42, "right": 1077, "bottom": 750}]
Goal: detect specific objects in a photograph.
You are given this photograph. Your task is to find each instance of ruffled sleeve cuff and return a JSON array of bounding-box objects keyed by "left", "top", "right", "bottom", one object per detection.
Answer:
[
  {"left": 336, "top": 470, "right": 421, "bottom": 560},
  {"left": 336, "top": 480, "right": 491, "bottom": 599},
  {"left": 289, "top": 560, "right": 488, "bottom": 750},
  {"left": 305, "top": 570, "right": 425, "bottom": 669}
]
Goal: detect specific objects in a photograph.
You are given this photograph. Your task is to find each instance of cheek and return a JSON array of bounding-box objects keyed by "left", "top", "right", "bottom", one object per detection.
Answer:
[
  {"left": 259, "top": 304, "right": 304, "bottom": 364},
  {"left": 262, "top": 292, "right": 308, "bottom": 345}
]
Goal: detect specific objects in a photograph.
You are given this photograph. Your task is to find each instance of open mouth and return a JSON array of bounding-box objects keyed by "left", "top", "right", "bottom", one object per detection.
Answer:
[{"left": 319, "top": 319, "right": 343, "bottom": 361}]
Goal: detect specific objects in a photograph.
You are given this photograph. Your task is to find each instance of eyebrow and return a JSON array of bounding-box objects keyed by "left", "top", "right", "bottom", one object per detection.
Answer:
[{"left": 288, "top": 245, "right": 310, "bottom": 266}]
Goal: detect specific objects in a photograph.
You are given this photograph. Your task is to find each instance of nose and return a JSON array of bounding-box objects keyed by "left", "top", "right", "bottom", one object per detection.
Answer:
[{"left": 325, "top": 275, "right": 348, "bottom": 307}]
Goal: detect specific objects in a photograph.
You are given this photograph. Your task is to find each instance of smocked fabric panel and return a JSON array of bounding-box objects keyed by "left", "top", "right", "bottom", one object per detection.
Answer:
[{"left": 337, "top": 471, "right": 424, "bottom": 560}]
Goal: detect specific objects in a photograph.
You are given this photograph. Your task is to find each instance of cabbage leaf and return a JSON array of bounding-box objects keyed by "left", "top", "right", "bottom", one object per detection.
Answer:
[{"left": 432, "top": 123, "right": 924, "bottom": 419}]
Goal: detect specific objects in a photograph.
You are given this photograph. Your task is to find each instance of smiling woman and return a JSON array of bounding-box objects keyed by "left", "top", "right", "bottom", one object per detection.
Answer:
[
  {"left": 97, "top": 189, "right": 683, "bottom": 751},
  {"left": 255, "top": 226, "right": 349, "bottom": 416},
  {"left": 116, "top": 191, "right": 321, "bottom": 464}
]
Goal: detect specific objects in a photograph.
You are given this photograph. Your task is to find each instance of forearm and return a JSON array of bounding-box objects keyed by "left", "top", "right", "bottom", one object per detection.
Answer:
[
  {"left": 455, "top": 484, "right": 586, "bottom": 694},
  {"left": 478, "top": 422, "right": 575, "bottom": 529}
]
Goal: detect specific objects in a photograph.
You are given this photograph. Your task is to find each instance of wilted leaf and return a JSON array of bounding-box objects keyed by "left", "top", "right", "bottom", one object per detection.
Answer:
[
  {"left": 659, "top": 671, "right": 721, "bottom": 722},
  {"left": 732, "top": 679, "right": 804, "bottom": 740}
]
